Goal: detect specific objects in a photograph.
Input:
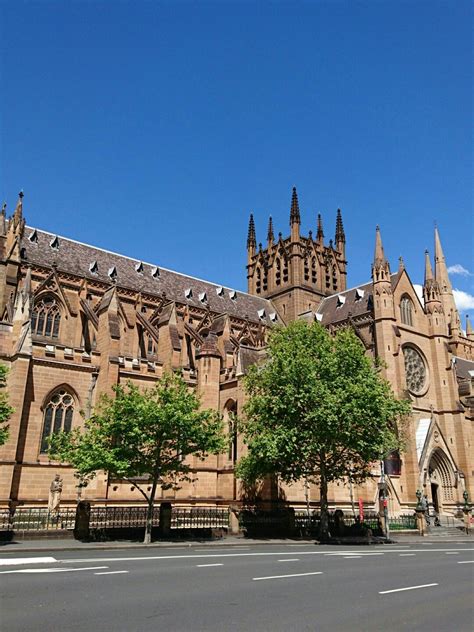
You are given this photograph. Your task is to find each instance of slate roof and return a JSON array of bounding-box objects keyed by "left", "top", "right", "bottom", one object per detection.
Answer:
[
  {"left": 316, "top": 272, "right": 401, "bottom": 325},
  {"left": 20, "top": 227, "right": 276, "bottom": 324},
  {"left": 454, "top": 356, "right": 474, "bottom": 381}
]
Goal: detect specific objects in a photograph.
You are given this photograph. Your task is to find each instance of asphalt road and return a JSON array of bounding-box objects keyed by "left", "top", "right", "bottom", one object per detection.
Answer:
[{"left": 1, "top": 542, "right": 473, "bottom": 632}]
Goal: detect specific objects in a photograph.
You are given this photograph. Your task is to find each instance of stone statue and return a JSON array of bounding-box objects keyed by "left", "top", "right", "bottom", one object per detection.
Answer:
[{"left": 48, "top": 474, "right": 63, "bottom": 515}]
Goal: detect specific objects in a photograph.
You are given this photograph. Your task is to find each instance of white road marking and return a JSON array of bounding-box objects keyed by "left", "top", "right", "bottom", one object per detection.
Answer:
[
  {"left": 0, "top": 566, "right": 108, "bottom": 575},
  {"left": 458, "top": 560, "right": 474, "bottom": 564},
  {"left": 277, "top": 558, "right": 300, "bottom": 562},
  {"left": 194, "top": 547, "right": 249, "bottom": 552},
  {"left": 59, "top": 548, "right": 473, "bottom": 565},
  {"left": 196, "top": 563, "right": 223, "bottom": 567},
  {"left": 344, "top": 556, "right": 362, "bottom": 559},
  {"left": 94, "top": 570, "right": 129, "bottom": 575},
  {"left": 253, "top": 571, "right": 323, "bottom": 581},
  {"left": 0, "top": 556, "right": 57, "bottom": 567},
  {"left": 325, "top": 552, "right": 384, "bottom": 557},
  {"left": 445, "top": 552, "right": 459, "bottom": 555},
  {"left": 379, "top": 583, "right": 438, "bottom": 594},
  {"left": 399, "top": 554, "right": 416, "bottom": 557}
]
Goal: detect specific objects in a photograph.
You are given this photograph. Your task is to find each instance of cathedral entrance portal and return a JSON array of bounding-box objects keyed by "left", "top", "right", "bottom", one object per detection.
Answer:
[{"left": 427, "top": 448, "right": 455, "bottom": 514}]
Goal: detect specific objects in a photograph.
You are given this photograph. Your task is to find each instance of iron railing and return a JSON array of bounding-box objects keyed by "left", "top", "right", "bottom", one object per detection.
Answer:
[
  {"left": 172, "top": 507, "right": 229, "bottom": 529},
  {"left": 0, "top": 507, "right": 76, "bottom": 532},
  {"left": 89, "top": 506, "right": 160, "bottom": 529}
]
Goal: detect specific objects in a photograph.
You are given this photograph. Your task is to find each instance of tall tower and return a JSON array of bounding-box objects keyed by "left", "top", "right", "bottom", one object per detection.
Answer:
[{"left": 246, "top": 188, "right": 347, "bottom": 322}]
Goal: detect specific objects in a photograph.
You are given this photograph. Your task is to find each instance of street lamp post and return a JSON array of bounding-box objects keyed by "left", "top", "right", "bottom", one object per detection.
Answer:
[{"left": 379, "top": 458, "right": 390, "bottom": 540}]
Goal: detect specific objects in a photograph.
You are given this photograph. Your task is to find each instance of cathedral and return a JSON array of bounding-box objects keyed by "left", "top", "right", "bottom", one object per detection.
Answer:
[{"left": 0, "top": 189, "right": 472, "bottom": 516}]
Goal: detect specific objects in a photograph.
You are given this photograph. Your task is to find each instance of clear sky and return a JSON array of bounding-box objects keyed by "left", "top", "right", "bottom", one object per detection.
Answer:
[{"left": 1, "top": 1, "right": 472, "bottom": 323}]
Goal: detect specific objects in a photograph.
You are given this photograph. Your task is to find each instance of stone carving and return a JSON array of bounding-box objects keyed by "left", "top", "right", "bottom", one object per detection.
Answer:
[{"left": 48, "top": 474, "right": 63, "bottom": 515}]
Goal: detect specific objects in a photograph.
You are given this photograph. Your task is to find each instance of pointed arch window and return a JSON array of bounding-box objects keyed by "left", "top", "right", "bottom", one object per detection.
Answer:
[
  {"left": 31, "top": 295, "right": 61, "bottom": 339},
  {"left": 400, "top": 296, "right": 414, "bottom": 326},
  {"left": 40, "top": 389, "right": 75, "bottom": 453}
]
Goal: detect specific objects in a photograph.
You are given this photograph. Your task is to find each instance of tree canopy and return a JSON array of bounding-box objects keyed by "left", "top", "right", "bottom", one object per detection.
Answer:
[
  {"left": 0, "top": 364, "right": 13, "bottom": 446},
  {"left": 49, "top": 372, "right": 226, "bottom": 542},
  {"left": 236, "top": 320, "right": 411, "bottom": 538}
]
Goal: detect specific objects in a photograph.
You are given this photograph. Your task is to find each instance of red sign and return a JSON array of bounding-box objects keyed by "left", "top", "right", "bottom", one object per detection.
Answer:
[{"left": 358, "top": 497, "right": 364, "bottom": 521}]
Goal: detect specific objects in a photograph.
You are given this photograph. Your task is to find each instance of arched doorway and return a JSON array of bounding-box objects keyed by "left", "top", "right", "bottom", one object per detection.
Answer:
[{"left": 427, "top": 448, "right": 455, "bottom": 513}]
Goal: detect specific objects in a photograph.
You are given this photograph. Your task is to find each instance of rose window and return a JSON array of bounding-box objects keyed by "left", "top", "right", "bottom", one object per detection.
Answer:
[{"left": 403, "top": 347, "right": 426, "bottom": 394}]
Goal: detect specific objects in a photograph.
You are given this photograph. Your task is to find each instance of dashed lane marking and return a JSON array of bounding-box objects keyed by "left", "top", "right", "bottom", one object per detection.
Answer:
[
  {"left": 277, "top": 559, "right": 300, "bottom": 562},
  {"left": 94, "top": 570, "right": 129, "bottom": 575},
  {"left": 399, "top": 554, "right": 416, "bottom": 557},
  {"left": 379, "top": 583, "right": 438, "bottom": 595},
  {"left": 253, "top": 572, "right": 323, "bottom": 581},
  {"left": 458, "top": 560, "right": 474, "bottom": 564},
  {"left": 445, "top": 552, "right": 459, "bottom": 555},
  {"left": 196, "top": 563, "right": 224, "bottom": 567}
]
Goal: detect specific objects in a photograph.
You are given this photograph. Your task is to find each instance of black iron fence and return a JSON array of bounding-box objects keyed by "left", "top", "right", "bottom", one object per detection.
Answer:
[
  {"left": 0, "top": 505, "right": 229, "bottom": 534},
  {"left": 89, "top": 506, "right": 160, "bottom": 529},
  {"left": 171, "top": 507, "right": 229, "bottom": 530},
  {"left": 0, "top": 507, "right": 76, "bottom": 532}
]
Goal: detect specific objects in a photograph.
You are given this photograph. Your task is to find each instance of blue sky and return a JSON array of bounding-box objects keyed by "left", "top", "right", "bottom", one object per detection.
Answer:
[{"left": 1, "top": 1, "right": 472, "bottom": 323}]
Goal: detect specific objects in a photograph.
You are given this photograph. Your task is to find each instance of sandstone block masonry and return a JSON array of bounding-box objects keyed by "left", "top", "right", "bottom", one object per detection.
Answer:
[{"left": 0, "top": 190, "right": 472, "bottom": 516}]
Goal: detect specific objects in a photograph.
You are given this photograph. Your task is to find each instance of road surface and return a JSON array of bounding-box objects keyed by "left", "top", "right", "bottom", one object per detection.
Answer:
[{"left": 1, "top": 541, "right": 473, "bottom": 631}]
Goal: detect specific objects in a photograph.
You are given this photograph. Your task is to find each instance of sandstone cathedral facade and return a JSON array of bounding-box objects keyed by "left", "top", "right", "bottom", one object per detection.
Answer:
[{"left": 0, "top": 190, "right": 472, "bottom": 516}]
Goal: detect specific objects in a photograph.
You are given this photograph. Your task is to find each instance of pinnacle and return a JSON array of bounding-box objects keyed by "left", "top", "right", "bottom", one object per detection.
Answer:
[
  {"left": 335, "top": 208, "right": 345, "bottom": 243},
  {"left": 317, "top": 213, "right": 324, "bottom": 242},
  {"left": 247, "top": 213, "right": 256, "bottom": 250},
  {"left": 290, "top": 187, "right": 301, "bottom": 225},
  {"left": 267, "top": 216, "right": 274, "bottom": 243}
]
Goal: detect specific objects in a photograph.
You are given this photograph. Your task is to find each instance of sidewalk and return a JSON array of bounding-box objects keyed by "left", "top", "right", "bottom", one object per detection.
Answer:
[{"left": 0, "top": 532, "right": 471, "bottom": 554}]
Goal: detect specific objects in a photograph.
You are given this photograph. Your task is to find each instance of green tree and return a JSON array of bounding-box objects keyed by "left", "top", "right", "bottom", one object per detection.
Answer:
[
  {"left": 0, "top": 364, "right": 14, "bottom": 446},
  {"left": 236, "top": 320, "right": 411, "bottom": 539},
  {"left": 49, "top": 372, "right": 226, "bottom": 543}
]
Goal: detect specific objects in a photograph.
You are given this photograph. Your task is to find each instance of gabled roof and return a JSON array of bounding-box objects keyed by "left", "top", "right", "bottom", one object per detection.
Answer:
[{"left": 21, "top": 227, "right": 276, "bottom": 325}]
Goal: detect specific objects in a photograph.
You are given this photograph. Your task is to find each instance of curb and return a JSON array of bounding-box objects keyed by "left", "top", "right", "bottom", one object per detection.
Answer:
[{"left": 1, "top": 536, "right": 471, "bottom": 554}]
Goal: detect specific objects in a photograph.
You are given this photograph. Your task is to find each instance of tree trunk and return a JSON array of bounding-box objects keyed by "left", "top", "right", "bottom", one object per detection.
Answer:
[
  {"left": 143, "top": 480, "right": 158, "bottom": 544},
  {"left": 319, "top": 470, "right": 330, "bottom": 542}
]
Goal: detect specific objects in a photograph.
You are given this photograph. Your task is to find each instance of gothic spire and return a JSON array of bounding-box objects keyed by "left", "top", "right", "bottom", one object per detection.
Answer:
[
  {"left": 466, "top": 314, "right": 474, "bottom": 339},
  {"left": 317, "top": 213, "right": 324, "bottom": 243},
  {"left": 434, "top": 226, "right": 459, "bottom": 326},
  {"left": 335, "top": 208, "right": 345, "bottom": 244},
  {"left": 434, "top": 226, "right": 453, "bottom": 293},
  {"left": 290, "top": 187, "right": 301, "bottom": 225},
  {"left": 424, "top": 249, "right": 434, "bottom": 283},
  {"left": 398, "top": 256, "right": 405, "bottom": 272},
  {"left": 247, "top": 213, "right": 256, "bottom": 250},
  {"left": 372, "top": 225, "right": 390, "bottom": 281},
  {"left": 373, "top": 226, "right": 386, "bottom": 267},
  {"left": 267, "top": 216, "right": 274, "bottom": 244}
]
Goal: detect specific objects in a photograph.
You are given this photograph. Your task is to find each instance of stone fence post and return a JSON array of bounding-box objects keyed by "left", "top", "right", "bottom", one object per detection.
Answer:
[
  {"left": 74, "top": 501, "right": 91, "bottom": 540},
  {"left": 159, "top": 502, "right": 172, "bottom": 538}
]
